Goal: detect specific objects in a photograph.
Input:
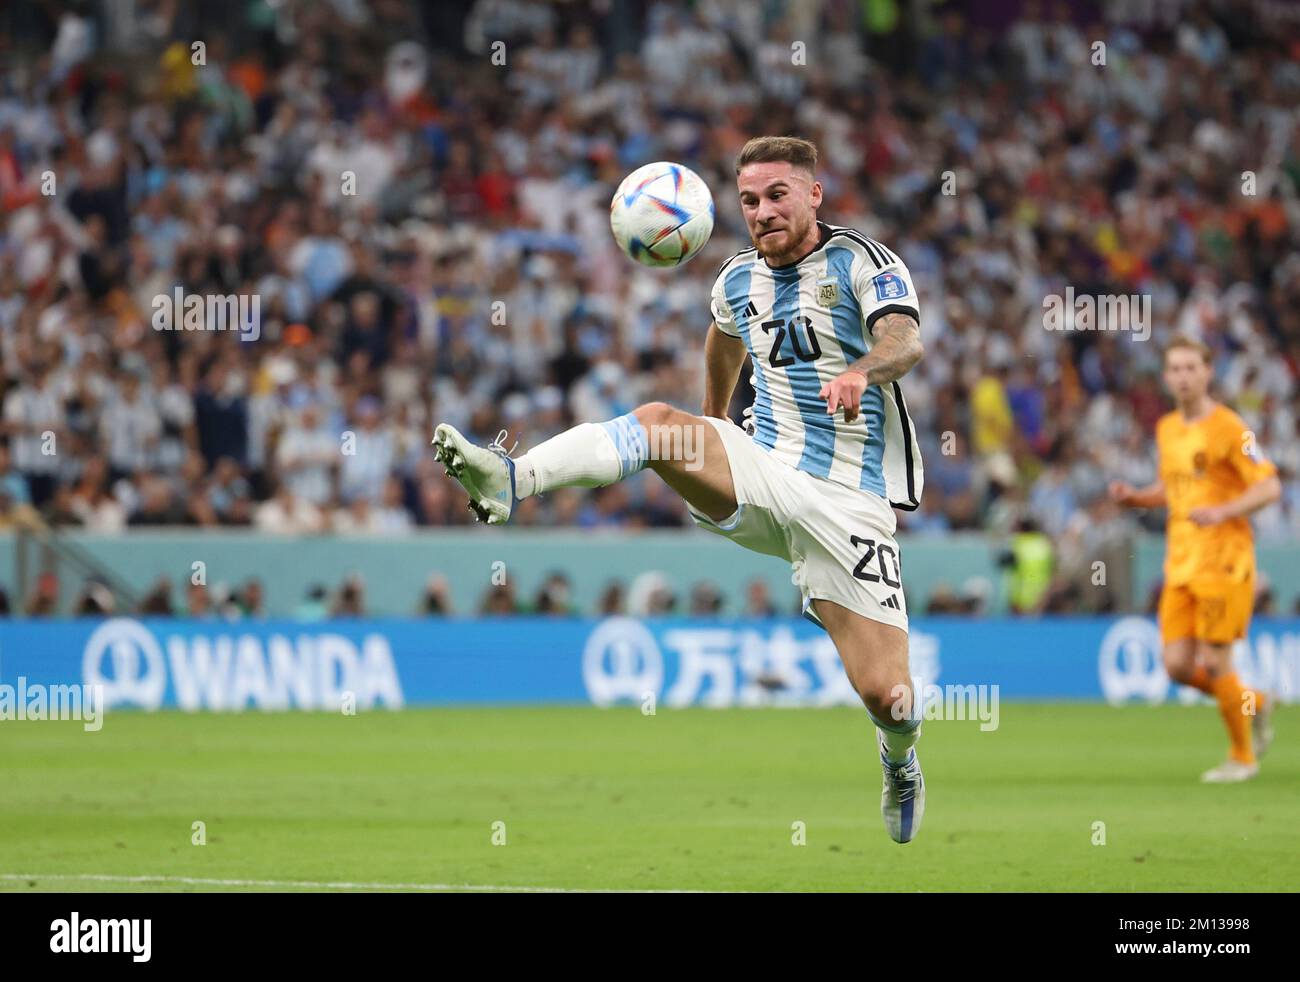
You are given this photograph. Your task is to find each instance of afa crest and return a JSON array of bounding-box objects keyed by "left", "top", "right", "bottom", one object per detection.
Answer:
[{"left": 816, "top": 278, "right": 840, "bottom": 307}]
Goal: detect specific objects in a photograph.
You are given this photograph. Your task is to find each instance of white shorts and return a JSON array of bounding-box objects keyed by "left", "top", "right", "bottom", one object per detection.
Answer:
[{"left": 686, "top": 416, "right": 908, "bottom": 633}]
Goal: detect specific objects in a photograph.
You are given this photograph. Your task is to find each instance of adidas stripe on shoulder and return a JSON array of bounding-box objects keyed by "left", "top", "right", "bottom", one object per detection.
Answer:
[
  {"left": 826, "top": 227, "right": 902, "bottom": 270},
  {"left": 715, "top": 246, "right": 758, "bottom": 279}
]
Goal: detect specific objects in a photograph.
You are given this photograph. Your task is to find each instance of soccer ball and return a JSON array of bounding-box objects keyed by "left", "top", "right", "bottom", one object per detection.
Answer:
[{"left": 610, "top": 161, "right": 715, "bottom": 268}]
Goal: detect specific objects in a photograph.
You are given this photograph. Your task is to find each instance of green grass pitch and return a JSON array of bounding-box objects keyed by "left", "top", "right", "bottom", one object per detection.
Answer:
[{"left": 1, "top": 704, "right": 1295, "bottom": 892}]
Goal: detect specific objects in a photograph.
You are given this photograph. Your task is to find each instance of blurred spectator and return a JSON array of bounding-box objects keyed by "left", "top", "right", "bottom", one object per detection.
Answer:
[
  {"left": 628, "top": 571, "right": 676, "bottom": 616},
  {"left": 744, "top": 578, "right": 777, "bottom": 617},
  {"left": 25, "top": 571, "right": 60, "bottom": 617},
  {"left": 139, "top": 576, "right": 176, "bottom": 616},
  {"left": 689, "top": 581, "right": 724, "bottom": 616},
  {"left": 339, "top": 397, "right": 394, "bottom": 504},
  {"left": 277, "top": 403, "right": 337, "bottom": 507},
  {"left": 69, "top": 458, "right": 127, "bottom": 532},
  {"left": 240, "top": 578, "right": 267, "bottom": 619},
  {"left": 71, "top": 574, "right": 115, "bottom": 613},
  {"left": 186, "top": 582, "right": 212, "bottom": 619},
  {"left": 127, "top": 475, "right": 192, "bottom": 526},
  {"left": 255, "top": 483, "right": 326, "bottom": 534},
  {"left": 295, "top": 584, "right": 330, "bottom": 622},
  {"left": 926, "top": 584, "right": 964, "bottom": 615},
  {"left": 480, "top": 581, "right": 520, "bottom": 616},
  {"left": 1000, "top": 517, "right": 1055, "bottom": 616},
  {"left": 597, "top": 580, "right": 626, "bottom": 615},
  {"left": 373, "top": 476, "right": 414, "bottom": 534},
  {"left": 532, "top": 571, "right": 576, "bottom": 616},
  {"left": 3, "top": 364, "right": 63, "bottom": 507},
  {"left": 419, "top": 574, "right": 452, "bottom": 615},
  {"left": 331, "top": 574, "right": 367, "bottom": 617},
  {"left": 100, "top": 373, "right": 161, "bottom": 480},
  {"left": 208, "top": 457, "right": 254, "bottom": 526}
]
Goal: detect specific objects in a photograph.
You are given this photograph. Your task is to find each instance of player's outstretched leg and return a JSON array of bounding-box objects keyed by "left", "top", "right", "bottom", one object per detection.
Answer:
[
  {"left": 1162, "top": 638, "right": 1260, "bottom": 782},
  {"left": 1252, "top": 693, "right": 1274, "bottom": 758},
  {"left": 433, "top": 402, "right": 738, "bottom": 525},
  {"left": 1197, "top": 640, "right": 1262, "bottom": 783},
  {"left": 813, "top": 599, "right": 924, "bottom": 843}
]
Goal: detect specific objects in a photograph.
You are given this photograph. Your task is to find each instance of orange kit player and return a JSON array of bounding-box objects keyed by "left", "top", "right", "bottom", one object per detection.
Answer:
[{"left": 1109, "top": 336, "right": 1281, "bottom": 782}]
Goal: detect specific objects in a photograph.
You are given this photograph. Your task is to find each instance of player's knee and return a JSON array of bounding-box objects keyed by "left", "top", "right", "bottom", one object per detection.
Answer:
[
  {"left": 1161, "top": 642, "right": 1195, "bottom": 682},
  {"left": 857, "top": 675, "right": 912, "bottom": 721},
  {"left": 634, "top": 401, "right": 677, "bottom": 431},
  {"left": 634, "top": 402, "right": 690, "bottom": 472}
]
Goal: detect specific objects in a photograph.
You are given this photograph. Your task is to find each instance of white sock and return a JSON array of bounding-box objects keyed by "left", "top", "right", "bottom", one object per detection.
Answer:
[
  {"left": 514, "top": 422, "right": 626, "bottom": 498},
  {"left": 876, "top": 720, "right": 921, "bottom": 764}
]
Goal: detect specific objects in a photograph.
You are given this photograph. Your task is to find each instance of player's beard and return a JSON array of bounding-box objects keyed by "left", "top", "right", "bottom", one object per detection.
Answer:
[{"left": 756, "top": 212, "right": 815, "bottom": 265}]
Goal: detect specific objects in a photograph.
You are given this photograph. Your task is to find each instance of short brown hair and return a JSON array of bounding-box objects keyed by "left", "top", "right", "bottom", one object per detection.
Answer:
[
  {"left": 1164, "top": 334, "right": 1212, "bottom": 366},
  {"left": 734, "top": 136, "right": 818, "bottom": 176}
]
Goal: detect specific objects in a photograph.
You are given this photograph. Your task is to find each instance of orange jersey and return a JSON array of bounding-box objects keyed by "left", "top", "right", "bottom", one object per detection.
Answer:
[{"left": 1156, "top": 404, "right": 1276, "bottom": 587}]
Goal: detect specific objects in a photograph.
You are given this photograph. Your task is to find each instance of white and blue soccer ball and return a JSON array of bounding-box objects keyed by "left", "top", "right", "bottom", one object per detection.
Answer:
[{"left": 610, "top": 161, "right": 714, "bottom": 268}]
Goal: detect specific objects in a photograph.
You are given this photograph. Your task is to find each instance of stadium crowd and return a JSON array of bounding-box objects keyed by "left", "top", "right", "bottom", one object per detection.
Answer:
[{"left": 1, "top": 0, "right": 1298, "bottom": 617}]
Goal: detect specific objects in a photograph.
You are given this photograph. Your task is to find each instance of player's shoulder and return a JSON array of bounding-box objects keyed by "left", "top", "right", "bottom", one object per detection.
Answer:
[
  {"left": 820, "top": 223, "right": 906, "bottom": 271},
  {"left": 713, "top": 244, "right": 759, "bottom": 287},
  {"left": 1206, "top": 404, "right": 1266, "bottom": 462},
  {"left": 1209, "top": 403, "right": 1248, "bottom": 434}
]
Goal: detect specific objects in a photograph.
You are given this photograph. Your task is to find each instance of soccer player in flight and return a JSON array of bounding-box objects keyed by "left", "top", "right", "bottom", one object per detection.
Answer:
[
  {"left": 435, "top": 136, "right": 928, "bottom": 841},
  {"left": 1110, "top": 336, "right": 1280, "bottom": 782}
]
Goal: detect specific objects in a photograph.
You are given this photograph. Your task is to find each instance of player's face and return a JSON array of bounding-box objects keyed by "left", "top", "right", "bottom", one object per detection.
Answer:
[
  {"left": 1163, "top": 348, "right": 1212, "bottom": 402},
  {"left": 737, "top": 162, "right": 823, "bottom": 264}
]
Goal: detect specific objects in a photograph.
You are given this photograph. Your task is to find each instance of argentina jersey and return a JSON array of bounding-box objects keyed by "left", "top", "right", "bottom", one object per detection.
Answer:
[{"left": 708, "top": 221, "right": 924, "bottom": 509}]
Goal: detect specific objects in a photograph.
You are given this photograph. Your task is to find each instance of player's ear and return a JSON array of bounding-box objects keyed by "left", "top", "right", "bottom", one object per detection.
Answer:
[{"left": 809, "top": 180, "right": 823, "bottom": 207}]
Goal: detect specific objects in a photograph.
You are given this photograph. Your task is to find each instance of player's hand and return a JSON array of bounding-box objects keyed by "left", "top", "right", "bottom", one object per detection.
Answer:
[
  {"left": 820, "top": 369, "right": 868, "bottom": 424},
  {"left": 1189, "top": 504, "right": 1227, "bottom": 527},
  {"left": 1107, "top": 481, "right": 1136, "bottom": 506}
]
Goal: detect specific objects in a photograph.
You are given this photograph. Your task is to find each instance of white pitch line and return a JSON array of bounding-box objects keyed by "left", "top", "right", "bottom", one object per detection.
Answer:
[{"left": 0, "top": 873, "right": 705, "bottom": 893}]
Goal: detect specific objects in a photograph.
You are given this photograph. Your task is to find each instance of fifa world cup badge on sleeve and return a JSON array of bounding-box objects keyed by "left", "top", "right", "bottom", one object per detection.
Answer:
[{"left": 873, "top": 271, "right": 907, "bottom": 300}]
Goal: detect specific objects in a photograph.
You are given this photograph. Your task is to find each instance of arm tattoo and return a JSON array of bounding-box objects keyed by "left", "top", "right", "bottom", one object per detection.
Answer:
[{"left": 848, "top": 312, "right": 923, "bottom": 386}]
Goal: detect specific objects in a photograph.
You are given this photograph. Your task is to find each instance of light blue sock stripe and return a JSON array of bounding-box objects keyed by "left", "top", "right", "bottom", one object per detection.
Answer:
[
  {"left": 868, "top": 707, "right": 921, "bottom": 733},
  {"left": 599, "top": 413, "right": 649, "bottom": 479}
]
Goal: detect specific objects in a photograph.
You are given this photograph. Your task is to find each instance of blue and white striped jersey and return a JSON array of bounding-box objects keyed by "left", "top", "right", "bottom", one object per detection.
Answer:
[{"left": 709, "top": 221, "right": 924, "bottom": 509}]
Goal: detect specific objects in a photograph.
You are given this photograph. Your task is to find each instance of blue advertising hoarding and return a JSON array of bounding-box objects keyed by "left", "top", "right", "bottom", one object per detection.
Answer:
[{"left": 0, "top": 616, "right": 1296, "bottom": 712}]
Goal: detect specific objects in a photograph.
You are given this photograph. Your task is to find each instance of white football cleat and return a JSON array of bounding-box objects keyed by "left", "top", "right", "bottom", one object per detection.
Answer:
[
  {"left": 1252, "top": 696, "right": 1274, "bottom": 758},
  {"left": 432, "top": 424, "right": 518, "bottom": 525},
  {"left": 1200, "top": 759, "right": 1259, "bottom": 783},
  {"left": 878, "top": 731, "right": 925, "bottom": 844}
]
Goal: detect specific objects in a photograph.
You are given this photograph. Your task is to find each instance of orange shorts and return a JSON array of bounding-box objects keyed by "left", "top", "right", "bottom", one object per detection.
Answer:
[{"left": 1158, "top": 577, "right": 1254, "bottom": 645}]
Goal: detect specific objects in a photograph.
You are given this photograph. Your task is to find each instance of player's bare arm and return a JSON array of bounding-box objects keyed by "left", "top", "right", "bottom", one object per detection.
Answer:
[
  {"left": 820, "top": 312, "right": 923, "bottom": 424},
  {"left": 1188, "top": 474, "right": 1282, "bottom": 526},
  {"left": 703, "top": 323, "right": 748, "bottom": 419},
  {"left": 1108, "top": 478, "right": 1165, "bottom": 509}
]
